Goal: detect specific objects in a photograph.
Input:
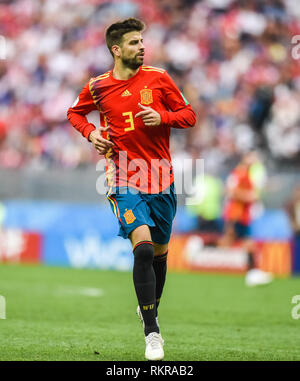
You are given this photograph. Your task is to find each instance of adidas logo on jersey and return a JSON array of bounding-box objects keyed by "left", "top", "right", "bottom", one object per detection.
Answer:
[{"left": 121, "top": 89, "right": 132, "bottom": 97}]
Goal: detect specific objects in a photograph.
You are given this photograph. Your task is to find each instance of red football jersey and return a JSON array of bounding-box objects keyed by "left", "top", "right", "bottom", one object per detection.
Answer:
[
  {"left": 223, "top": 166, "right": 254, "bottom": 226},
  {"left": 67, "top": 65, "right": 196, "bottom": 193}
]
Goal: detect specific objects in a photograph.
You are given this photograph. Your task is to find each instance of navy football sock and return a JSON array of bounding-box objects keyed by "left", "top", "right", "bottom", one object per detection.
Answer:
[
  {"left": 247, "top": 251, "right": 255, "bottom": 270},
  {"left": 133, "top": 241, "right": 159, "bottom": 336},
  {"left": 153, "top": 251, "right": 168, "bottom": 317}
]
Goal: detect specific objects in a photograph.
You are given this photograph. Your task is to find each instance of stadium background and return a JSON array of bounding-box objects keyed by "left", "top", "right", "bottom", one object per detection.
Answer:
[{"left": 0, "top": 0, "right": 300, "bottom": 361}]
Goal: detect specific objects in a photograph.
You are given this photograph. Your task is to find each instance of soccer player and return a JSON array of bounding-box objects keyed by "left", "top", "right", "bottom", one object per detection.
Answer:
[
  {"left": 67, "top": 18, "right": 196, "bottom": 360},
  {"left": 220, "top": 151, "right": 273, "bottom": 286}
]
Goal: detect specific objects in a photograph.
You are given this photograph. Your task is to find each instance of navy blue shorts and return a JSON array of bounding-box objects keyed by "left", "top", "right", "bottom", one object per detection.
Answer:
[
  {"left": 234, "top": 222, "right": 250, "bottom": 239},
  {"left": 106, "top": 183, "right": 177, "bottom": 244}
]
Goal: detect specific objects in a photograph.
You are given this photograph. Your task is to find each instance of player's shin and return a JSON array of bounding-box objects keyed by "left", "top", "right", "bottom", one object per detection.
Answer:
[
  {"left": 133, "top": 241, "right": 159, "bottom": 336},
  {"left": 153, "top": 251, "right": 168, "bottom": 317},
  {"left": 247, "top": 251, "right": 255, "bottom": 270}
]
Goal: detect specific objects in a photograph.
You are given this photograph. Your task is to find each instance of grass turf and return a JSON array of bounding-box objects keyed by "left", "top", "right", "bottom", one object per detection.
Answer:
[{"left": 0, "top": 264, "right": 299, "bottom": 361}]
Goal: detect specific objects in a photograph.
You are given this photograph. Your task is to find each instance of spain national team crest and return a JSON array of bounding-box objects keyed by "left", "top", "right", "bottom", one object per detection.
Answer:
[
  {"left": 140, "top": 88, "right": 153, "bottom": 105},
  {"left": 124, "top": 209, "right": 136, "bottom": 224}
]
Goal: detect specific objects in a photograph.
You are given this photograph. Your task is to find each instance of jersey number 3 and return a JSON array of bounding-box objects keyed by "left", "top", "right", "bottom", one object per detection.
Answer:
[{"left": 122, "top": 111, "right": 135, "bottom": 132}]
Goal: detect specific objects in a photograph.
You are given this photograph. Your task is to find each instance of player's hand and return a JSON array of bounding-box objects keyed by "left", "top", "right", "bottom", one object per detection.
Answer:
[
  {"left": 89, "top": 126, "right": 114, "bottom": 155},
  {"left": 135, "top": 103, "right": 161, "bottom": 126}
]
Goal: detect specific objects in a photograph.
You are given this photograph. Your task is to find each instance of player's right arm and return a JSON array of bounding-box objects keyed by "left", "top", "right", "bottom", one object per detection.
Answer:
[{"left": 67, "top": 82, "right": 114, "bottom": 155}]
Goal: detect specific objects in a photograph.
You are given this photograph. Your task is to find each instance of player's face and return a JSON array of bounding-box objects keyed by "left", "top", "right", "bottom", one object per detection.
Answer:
[
  {"left": 119, "top": 31, "right": 145, "bottom": 69},
  {"left": 243, "top": 151, "right": 258, "bottom": 167}
]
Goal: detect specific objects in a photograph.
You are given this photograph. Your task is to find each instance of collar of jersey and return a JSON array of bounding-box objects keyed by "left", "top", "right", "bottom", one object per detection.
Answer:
[{"left": 109, "top": 66, "right": 142, "bottom": 83}]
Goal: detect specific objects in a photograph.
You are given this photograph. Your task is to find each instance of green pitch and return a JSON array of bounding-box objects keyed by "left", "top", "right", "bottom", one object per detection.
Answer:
[{"left": 0, "top": 264, "right": 299, "bottom": 361}]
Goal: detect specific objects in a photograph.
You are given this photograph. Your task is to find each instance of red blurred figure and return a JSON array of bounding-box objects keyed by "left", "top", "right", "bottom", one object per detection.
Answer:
[{"left": 219, "top": 151, "right": 273, "bottom": 286}]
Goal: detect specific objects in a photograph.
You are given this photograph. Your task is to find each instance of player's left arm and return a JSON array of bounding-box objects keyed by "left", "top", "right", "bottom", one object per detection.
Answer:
[{"left": 159, "top": 71, "right": 197, "bottom": 128}]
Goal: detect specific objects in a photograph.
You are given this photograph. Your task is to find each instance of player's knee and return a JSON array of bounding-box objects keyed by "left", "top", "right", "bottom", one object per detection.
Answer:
[{"left": 133, "top": 241, "right": 154, "bottom": 265}]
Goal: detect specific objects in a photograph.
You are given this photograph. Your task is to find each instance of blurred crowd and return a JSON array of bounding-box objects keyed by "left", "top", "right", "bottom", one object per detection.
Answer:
[{"left": 0, "top": 0, "right": 300, "bottom": 171}]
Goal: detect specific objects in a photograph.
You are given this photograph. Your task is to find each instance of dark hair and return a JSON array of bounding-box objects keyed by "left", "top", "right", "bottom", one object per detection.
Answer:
[{"left": 105, "top": 18, "right": 145, "bottom": 57}]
